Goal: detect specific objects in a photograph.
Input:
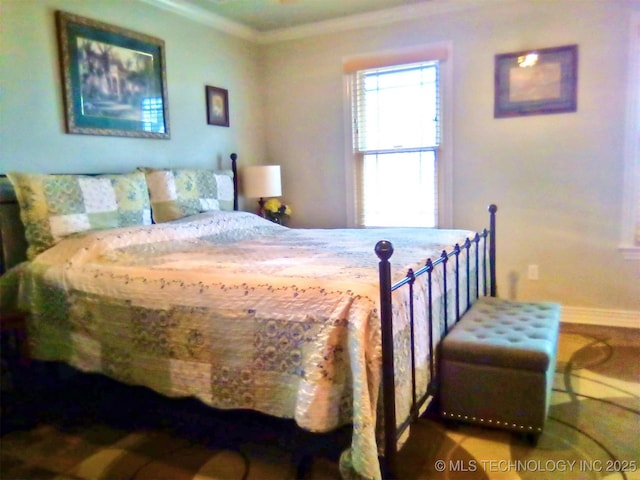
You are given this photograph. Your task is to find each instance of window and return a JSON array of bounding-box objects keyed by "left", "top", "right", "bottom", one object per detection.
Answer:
[
  {"left": 352, "top": 62, "right": 439, "bottom": 227},
  {"left": 344, "top": 44, "right": 451, "bottom": 228}
]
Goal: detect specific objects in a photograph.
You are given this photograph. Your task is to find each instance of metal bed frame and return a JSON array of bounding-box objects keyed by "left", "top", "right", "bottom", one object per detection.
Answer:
[
  {"left": 376, "top": 204, "right": 497, "bottom": 478},
  {"left": 1, "top": 154, "right": 497, "bottom": 480}
]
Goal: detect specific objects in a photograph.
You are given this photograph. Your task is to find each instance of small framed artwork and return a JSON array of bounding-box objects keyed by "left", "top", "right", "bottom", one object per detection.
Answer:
[
  {"left": 206, "top": 86, "right": 230, "bottom": 127},
  {"left": 494, "top": 44, "right": 578, "bottom": 118},
  {"left": 55, "top": 10, "right": 170, "bottom": 138}
]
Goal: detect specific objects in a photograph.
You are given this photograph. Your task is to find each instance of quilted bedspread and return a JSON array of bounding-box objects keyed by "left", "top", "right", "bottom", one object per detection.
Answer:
[{"left": 16, "top": 211, "right": 476, "bottom": 480}]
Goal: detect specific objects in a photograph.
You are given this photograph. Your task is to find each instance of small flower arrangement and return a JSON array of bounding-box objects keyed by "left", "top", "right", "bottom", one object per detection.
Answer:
[{"left": 264, "top": 198, "right": 292, "bottom": 225}]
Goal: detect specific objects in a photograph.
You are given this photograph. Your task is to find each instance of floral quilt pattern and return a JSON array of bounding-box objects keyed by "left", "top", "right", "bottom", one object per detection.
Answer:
[{"left": 18, "top": 210, "right": 478, "bottom": 480}]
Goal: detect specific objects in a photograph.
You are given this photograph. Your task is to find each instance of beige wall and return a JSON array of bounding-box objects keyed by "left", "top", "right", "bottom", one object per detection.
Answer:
[
  {"left": 0, "top": 0, "right": 265, "bottom": 190},
  {"left": 262, "top": 0, "right": 640, "bottom": 312},
  {"left": 1, "top": 0, "right": 639, "bottom": 313}
]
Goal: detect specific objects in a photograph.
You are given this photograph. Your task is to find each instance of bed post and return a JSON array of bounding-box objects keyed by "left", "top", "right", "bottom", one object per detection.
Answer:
[
  {"left": 230, "top": 153, "right": 239, "bottom": 211},
  {"left": 375, "top": 240, "right": 397, "bottom": 479},
  {"left": 489, "top": 204, "right": 497, "bottom": 297}
]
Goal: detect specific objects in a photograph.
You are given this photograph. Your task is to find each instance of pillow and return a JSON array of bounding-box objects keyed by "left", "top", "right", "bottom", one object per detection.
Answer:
[
  {"left": 142, "top": 168, "right": 235, "bottom": 223},
  {"left": 7, "top": 171, "right": 151, "bottom": 259}
]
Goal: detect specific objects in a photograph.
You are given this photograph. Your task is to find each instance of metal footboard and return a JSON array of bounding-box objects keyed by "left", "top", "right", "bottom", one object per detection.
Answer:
[{"left": 376, "top": 204, "right": 497, "bottom": 478}]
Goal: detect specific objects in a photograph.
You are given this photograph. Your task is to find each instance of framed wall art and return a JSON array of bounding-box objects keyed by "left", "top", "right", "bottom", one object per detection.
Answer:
[
  {"left": 206, "top": 86, "right": 230, "bottom": 127},
  {"left": 494, "top": 44, "right": 578, "bottom": 118},
  {"left": 56, "top": 10, "right": 170, "bottom": 139}
]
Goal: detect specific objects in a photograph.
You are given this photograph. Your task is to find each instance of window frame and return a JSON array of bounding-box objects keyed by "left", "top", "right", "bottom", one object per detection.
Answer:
[
  {"left": 343, "top": 42, "right": 453, "bottom": 228},
  {"left": 620, "top": 12, "right": 640, "bottom": 260}
]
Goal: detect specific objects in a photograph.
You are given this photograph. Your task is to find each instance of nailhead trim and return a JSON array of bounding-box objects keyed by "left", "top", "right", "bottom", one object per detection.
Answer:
[{"left": 441, "top": 411, "right": 542, "bottom": 432}]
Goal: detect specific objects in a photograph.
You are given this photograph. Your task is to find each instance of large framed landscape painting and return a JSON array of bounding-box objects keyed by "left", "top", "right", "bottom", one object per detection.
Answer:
[{"left": 56, "top": 11, "right": 170, "bottom": 139}]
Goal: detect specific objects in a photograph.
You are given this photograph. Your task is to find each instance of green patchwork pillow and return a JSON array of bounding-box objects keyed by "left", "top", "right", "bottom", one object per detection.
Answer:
[
  {"left": 142, "top": 168, "right": 235, "bottom": 223},
  {"left": 7, "top": 171, "right": 151, "bottom": 259}
]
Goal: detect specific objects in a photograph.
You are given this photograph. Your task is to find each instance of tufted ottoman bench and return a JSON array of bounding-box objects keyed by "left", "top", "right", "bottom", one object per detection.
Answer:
[{"left": 439, "top": 297, "right": 560, "bottom": 443}]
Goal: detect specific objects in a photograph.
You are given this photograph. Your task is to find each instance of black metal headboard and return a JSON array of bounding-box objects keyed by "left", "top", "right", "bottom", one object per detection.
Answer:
[{"left": 0, "top": 153, "right": 239, "bottom": 275}]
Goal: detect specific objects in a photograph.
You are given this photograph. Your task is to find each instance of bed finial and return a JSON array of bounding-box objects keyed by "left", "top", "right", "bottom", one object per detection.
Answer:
[{"left": 375, "top": 240, "right": 394, "bottom": 261}]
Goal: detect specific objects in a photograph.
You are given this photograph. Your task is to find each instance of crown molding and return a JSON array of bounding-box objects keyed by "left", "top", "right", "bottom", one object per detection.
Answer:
[
  {"left": 141, "top": 0, "right": 516, "bottom": 44},
  {"left": 257, "top": 0, "right": 513, "bottom": 44},
  {"left": 139, "top": 0, "right": 259, "bottom": 42}
]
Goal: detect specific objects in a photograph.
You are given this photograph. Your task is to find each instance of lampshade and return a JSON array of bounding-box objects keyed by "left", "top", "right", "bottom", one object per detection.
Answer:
[{"left": 242, "top": 165, "right": 282, "bottom": 198}]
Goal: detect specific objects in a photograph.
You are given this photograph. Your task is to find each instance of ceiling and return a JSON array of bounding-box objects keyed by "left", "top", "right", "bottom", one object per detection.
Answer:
[
  {"left": 173, "top": 0, "right": 432, "bottom": 32},
  {"left": 143, "top": 0, "right": 502, "bottom": 42}
]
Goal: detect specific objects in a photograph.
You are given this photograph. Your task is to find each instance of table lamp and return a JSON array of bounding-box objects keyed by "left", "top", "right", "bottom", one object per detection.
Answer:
[{"left": 242, "top": 165, "right": 282, "bottom": 217}]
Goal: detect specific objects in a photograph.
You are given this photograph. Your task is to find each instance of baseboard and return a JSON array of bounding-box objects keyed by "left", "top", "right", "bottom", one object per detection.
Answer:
[{"left": 561, "top": 306, "right": 640, "bottom": 329}]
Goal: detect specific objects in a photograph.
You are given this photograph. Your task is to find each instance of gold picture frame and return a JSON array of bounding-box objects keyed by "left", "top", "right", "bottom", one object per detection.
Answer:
[{"left": 56, "top": 10, "right": 170, "bottom": 138}]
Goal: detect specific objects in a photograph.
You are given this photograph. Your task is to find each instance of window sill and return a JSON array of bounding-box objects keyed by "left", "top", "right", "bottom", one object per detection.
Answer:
[{"left": 619, "top": 245, "right": 640, "bottom": 261}]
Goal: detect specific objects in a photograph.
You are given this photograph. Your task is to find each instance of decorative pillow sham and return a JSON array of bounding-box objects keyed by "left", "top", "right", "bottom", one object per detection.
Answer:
[
  {"left": 7, "top": 171, "right": 151, "bottom": 259},
  {"left": 141, "top": 168, "right": 235, "bottom": 223}
]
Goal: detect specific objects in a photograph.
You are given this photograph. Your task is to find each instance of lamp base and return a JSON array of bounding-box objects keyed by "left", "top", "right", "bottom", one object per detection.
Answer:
[{"left": 257, "top": 197, "right": 266, "bottom": 217}]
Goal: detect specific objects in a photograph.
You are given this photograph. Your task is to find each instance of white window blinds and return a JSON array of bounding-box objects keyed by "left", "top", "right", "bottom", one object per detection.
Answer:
[
  {"left": 351, "top": 61, "right": 440, "bottom": 227},
  {"left": 353, "top": 62, "right": 440, "bottom": 152}
]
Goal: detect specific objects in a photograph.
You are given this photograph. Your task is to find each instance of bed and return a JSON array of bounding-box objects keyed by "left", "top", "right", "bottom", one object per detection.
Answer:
[{"left": 0, "top": 154, "right": 496, "bottom": 480}]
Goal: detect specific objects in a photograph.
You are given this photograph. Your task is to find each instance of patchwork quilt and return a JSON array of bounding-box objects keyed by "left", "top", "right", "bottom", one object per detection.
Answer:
[{"left": 16, "top": 211, "right": 477, "bottom": 480}]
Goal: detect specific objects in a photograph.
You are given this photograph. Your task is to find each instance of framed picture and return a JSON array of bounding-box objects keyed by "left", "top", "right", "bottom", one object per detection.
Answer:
[
  {"left": 206, "top": 86, "right": 230, "bottom": 127},
  {"left": 494, "top": 44, "right": 578, "bottom": 118},
  {"left": 56, "top": 10, "right": 170, "bottom": 138}
]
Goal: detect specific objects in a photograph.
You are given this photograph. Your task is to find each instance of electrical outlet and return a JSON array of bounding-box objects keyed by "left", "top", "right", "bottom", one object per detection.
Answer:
[{"left": 528, "top": 264, "right": 539, "bottom": 280}]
